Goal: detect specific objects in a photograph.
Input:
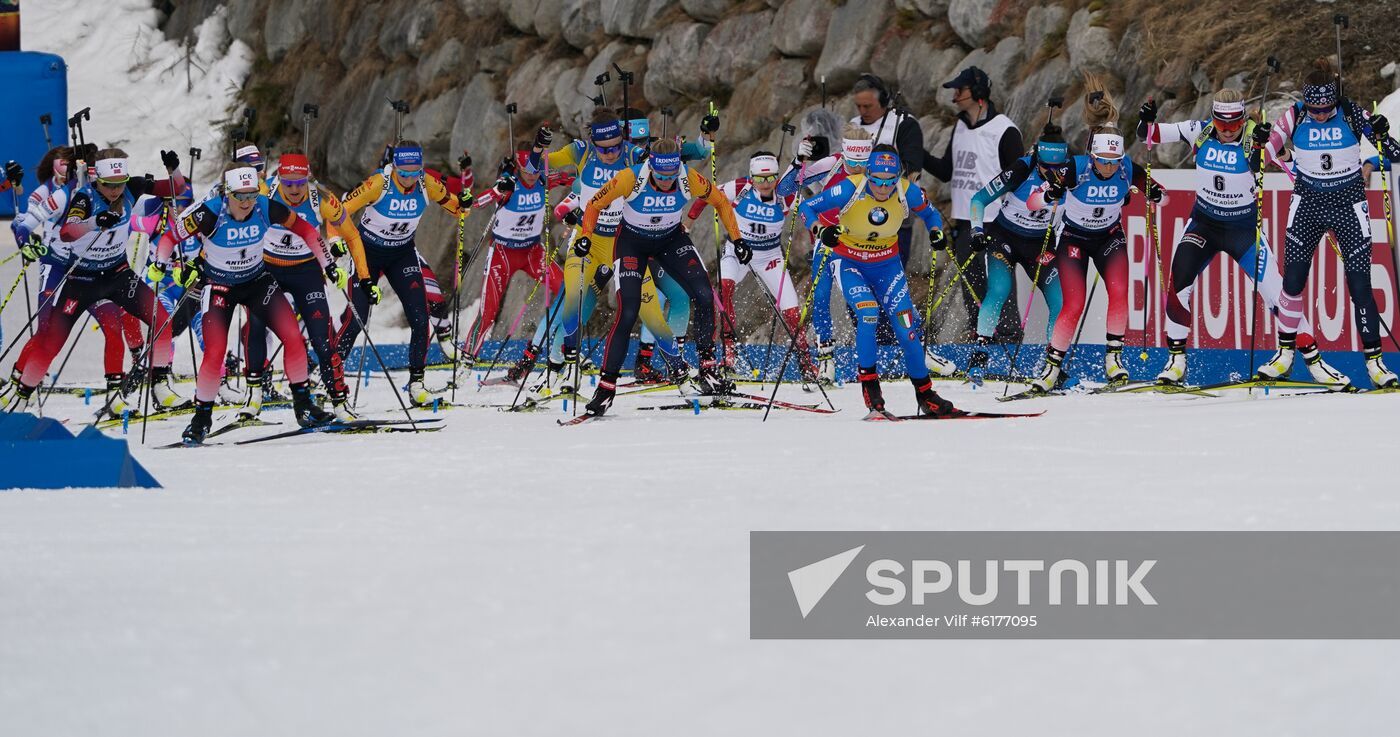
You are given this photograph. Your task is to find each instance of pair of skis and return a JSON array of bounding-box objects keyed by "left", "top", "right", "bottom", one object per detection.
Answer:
[{"left": 160, "top": 417, "right": 442, "bottom": 448}]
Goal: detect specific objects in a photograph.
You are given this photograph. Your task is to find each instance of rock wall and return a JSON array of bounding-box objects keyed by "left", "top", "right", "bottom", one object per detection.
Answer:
[{"left": 156, "top": 0, "right": 1400, "bottom": 341}]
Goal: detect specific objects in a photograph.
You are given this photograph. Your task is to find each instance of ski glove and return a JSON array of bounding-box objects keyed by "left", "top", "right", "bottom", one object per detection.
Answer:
[
  {"left": 814, "top": 224, "right": 842, "bottom": 249},
  {"left": 1251, "top": 121, "right": 1272, "bottom": 149},
  {"left": 494, "top": 174, "right": 515, "bottom": 198},
  {"left": 1139, "top": 99, "right": 1157, "bottom": 123},
  {"left": 1371, "top": 114, "right": 1390, "bottom": 142},
  {"left": 10, "top": 221, "right": 31, "bottom": 247},
  {"left": 160, "top": 149, "right": 180, "bottom": 171},
  {"left": 19, "top": 238, "right": 47, "bottom": 263},
  {"left": 328, "top": 236, "right": 348, "bottom": 259},
  {"left": 700, "top": 115, "right": 720, "bottom": 134},
  {"left": 172, "top": 260, "right": 202, "bottom": 288},
  {"left": 562, "top": 208, "right": 581, "bottom": 226},
  {"left": 534, "top": 126, "right": 553, "bottom": 149},
  {"left": 1145, "top": 180, "right": 1163, "bottom": 204},
  {"left": 572, "top": 235, "right": 592, "bottom": 258},
  {"left": 797, "top": 138, "right": 814, "bottom": 161},
  {"left": 971, "top": 230, "right": 995, "bottom": 251},
  {"left": 4, "top": 160, "right": 22, "bottom": 185},
  {"left": 326, "top": 264, "right": 349, "bottom": 290},
  {"left": 357, "top": 278, "right": 382, "bottom": 305},
  {"left": 94, "top": 210, "right": 122, "bottom": 229},
  {"left": 929, "top": 227, "right": 947, "bottom": 250},
  {"left": 457, "top": 152, "right": 472, "bottom": 172},
  {"left": 733, "top": 238, "right": 752, "bottom": 265}
]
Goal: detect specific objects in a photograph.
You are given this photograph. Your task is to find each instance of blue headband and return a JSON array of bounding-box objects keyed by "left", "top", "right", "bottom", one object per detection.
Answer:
[
  {"left": 1304, "top": 81, "right": 1338, "bottom": 108},
  {"left": 591, "top": 120, "right": 622, "bottom": 140},
  {"left": 1037, "top": 141, "right": 1069, "bottom": 165},
  {"left": 866, "top": 150, "right": 902, "bottom": 177},
  {"left": 393, "top": 146, "right": 424, "bottom": 167},
  {"left": 650, "top": 151, "right": 682, "bottom": 173},
  {"left": 628, "top": 118, "right": 649, "bottom": 139}
]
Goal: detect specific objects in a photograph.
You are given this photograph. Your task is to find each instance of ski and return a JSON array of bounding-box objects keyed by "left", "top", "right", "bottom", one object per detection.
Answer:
[
  {"left": 996, "top": 388, "right": 1063, "bottom": 402},
  {"left": 94, "top": 400, "right": 197, "bottom": 429},
  {"left": 862, "top": 409, "right": 902, "bottom": 421},
  {"left": 894, "top": 409, "right": 1045, "bottom": 420},
  {"left": 724, "top": 391, "right": 839, "bottom": 414},
  {"left": 234, "top": 418, "right": 443, "bottom": 445},
  {"left": 557, "top": 414, "right": 602, "bottom": 426},
  {"left": 155, "top": 416, "right": 287, "bottom": 446},
  {"left": 638, "top": 398, "right": 821, "bottom": 412}
]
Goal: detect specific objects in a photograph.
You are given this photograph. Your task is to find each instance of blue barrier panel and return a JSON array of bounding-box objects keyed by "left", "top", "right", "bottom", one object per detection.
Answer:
[
  {"left": 0, "top": 414, "right": 159, "bottom": 490},
  {"left": 0, "top": 50, "right": 67, "bottom": 217}
]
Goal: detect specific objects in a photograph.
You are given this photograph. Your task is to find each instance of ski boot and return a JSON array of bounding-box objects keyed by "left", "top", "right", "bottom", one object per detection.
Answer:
[
  {"left": 967, "top": 335, "right": 993, "bottom": 385},
  {"left": 1365, "top": 347, "right": 1399, "bottom": 389},
  {"left": 239, "top": 371, "right": 267, "bottom": 419},
  {"left": 799, "top": 355, "right": 822, "bottom": 387},
  {"left": 149, "top": 366, "right": 186, "bottom": 408},
  {"left": 328, "top": 382, "right": 357, "bottom": 422},
  {"left": 4, "top": 382, "right": 36, "bottom": 413},
  {"left": 406, "top": 369, "right": 436, "bottom": 406},
  {"left": 858, "top": 366, "right": 886, "bottom": 416},
  {"left": 435, "top": 326, "right": 460, "bottom": 364},
  {"left": 631, "top": 342, "right": 666, "bottom": 384},
  {"left": 584, "top": 373, "right": 617, "bottom": 416},
  {"left": 1029, "top": 348, "right": 1064, "bottom": 394},
  {"left": 182, "top": 400, "right": 215, "bottom": 445},
  {"left": 0, "top": 368, "right": 18, "bottom": 403},
  {"left": 912, "top": 377, "right": 957, "bottom": 417},
  {"left": 694, "top": 350, "right": 736, "bottom": 396},
  {"left": 1255, "top": 333, "right": 1297, "bottom": 380},
  {"left": 1104, "top": 335, "right": 1129, "bottom": 385},
  {"left": 815, "top": 340, "right": 836, "bottom": 383},
  {"left": 1156, "top": 339, "right": 1187, "bottom": 385},
  {"left": 291, "top": 381, "right": 335, "bottom": 428},
  {"left": 103, "top": 373, "right": 132, "bottom": 418},
  {"left": 505, "top": 343, "right": 542, "bottom": 385},
  {"left": 1298, "top": 334, "right": 1353, "bottom": 391},
  {"left": 924, "top": 348, "right": 958, "bottom": 378}
]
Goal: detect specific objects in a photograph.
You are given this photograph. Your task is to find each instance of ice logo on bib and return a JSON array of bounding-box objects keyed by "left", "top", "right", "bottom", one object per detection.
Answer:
[{"left": 868, "top": 207, "right": 889, "bottom": 225}]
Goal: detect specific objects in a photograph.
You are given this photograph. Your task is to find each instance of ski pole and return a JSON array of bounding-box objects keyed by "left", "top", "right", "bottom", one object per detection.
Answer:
[
  {"left": 449, "top": 164, "right": 470, "bottom": 403},
  {"left": 0, "top": 259, "right": 78, "bottom": 367},
  {"left": 506, "top": 102, "right": 516, "bottom": 151},
  {"left": 37, "top": 313, "right": 93, "bottom": 408},
  {"left": 386, "top": 99, "right": 408, "bottom": 144},
  {"left": 342, "top": 296, "right": 419, "bottom": 430},
  {"left": 707, "top": 100, "right": 723, "bottom": 364},
  {"left": 760, "top": 121, "right": 798, "bottom": 381},
  {"left": 86, "top": 283, "right": 198, "bottom": 426},
  {"left": 39, "top": 114, "right": 53, "bottom": 149},
  {"left": 1247, "top": 57, "right": 1280, "bottom": 384},
  {"left": 302, "top": 103, "right": 318, "bottom": 154},
  {"left": 1061, "top": 272, "right": 1101, "bottom": 382},
  {"left": 1002, "top": 200, "right": 1058, "bottom": 397},
  {"left": 763, "top": 242, "right": 833, "bottom": 421},
  {"left": 1334, "top": 14, "right": 1349, "bottom": 94}
]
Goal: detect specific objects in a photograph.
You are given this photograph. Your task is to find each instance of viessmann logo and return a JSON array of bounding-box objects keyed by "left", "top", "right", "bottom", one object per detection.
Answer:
[{"left": 787, "top": 544, "right": 1156, "bottom": 619}]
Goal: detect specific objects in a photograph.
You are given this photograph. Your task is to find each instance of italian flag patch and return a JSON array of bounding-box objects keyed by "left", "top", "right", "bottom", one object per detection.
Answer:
[{"left": 896, "top": 310, "right": 914, "bottom": 329}]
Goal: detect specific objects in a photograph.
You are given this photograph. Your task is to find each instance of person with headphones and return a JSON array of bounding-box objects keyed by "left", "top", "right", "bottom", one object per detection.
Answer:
[
  {"left": 923, "top": 66, "right": 1025, "bottom": 344},
  {"left": 850, "top": 73, "right": 926, "bottom": 270}
]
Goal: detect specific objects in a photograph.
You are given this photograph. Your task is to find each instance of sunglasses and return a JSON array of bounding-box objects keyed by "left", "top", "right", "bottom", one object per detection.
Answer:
[
  {"left": 96, "top": 177, "right": 128, "bottom": 187},
  {"left": 1091, "top": 154, "right": 1124, "bottom": 165},
  {"left": 751, "top": 173, "right": 778, "bottom": 184},
  {"left": 1213, "top": 117, "right": 1245, "bottom": 132},
  {"left": 594, "top": 141, "right": 624, "bottom": 155},
  {"left": 279, "top": 177, "right": 308, "bottom": 187},
  {"left": 1306, "top": 105, "right": 1336, "bottom": 115},
  {"left": 230, "top": 190, "right": 260, "bottom": 202},
  {"left": 867, "top": 175, "right": 898, "bottom": 187},
  {"left": 651, "top": 171, "right": 679, "bottom": 182},
  {"left": 395, "top": 166, "right": 423, "bottom": 177}
]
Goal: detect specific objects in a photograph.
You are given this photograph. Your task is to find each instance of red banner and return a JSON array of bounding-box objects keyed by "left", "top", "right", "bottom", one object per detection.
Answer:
[{"left": 1122, "top": 170, "right": 1400, "bottom": 351}]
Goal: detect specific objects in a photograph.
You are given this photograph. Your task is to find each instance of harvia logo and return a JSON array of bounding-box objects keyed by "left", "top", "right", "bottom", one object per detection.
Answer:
[{"left": 788, "top": 545, "right": 1157, "bottom": 617}]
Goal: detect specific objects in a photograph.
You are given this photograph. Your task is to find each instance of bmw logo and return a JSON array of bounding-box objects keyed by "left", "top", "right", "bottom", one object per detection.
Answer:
[{"left": 868, "top": 207, "right": 888, "bottom": 225}]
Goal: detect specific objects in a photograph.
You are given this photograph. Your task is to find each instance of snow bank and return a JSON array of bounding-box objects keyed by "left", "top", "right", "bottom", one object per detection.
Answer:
[{"left": 19, "top": 0, "right": 252, "bottom": 186}]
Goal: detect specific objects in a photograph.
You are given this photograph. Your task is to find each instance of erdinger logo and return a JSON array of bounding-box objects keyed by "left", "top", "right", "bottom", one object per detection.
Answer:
[
  {"left": 787, "top": 545, "right": 1157, "bottom": 619},
  {"left": 868, "top": 207, "right": 888, "bottom": 225}
]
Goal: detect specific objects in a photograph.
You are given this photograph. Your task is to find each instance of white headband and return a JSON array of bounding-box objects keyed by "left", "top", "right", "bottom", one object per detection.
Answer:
[
  {"left": 94, "top": 158, "right": 128, "bottom": 181},
  {"left": 225, "top": 167, "right": 260, "bottom": 192},
  {"left": 1091, "top": 133, "right": 1125, "bottom": 159},
  {"left": 842, "top": 138, "right": 872, "bottom": 163},
  {"left": 749, "top": 154, "right": 779, "bottom": 176},
  {"left": 1212, "top": 100, "right": 1247, "bottom": 119},
  {"left": 234, "top": 144, "right": 261, "bottom": 160}
]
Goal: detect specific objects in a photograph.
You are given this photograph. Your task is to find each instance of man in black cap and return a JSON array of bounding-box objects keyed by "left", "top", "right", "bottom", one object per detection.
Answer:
[{"left": 924, "top": 66, "right": 1025, "bottom": 341}]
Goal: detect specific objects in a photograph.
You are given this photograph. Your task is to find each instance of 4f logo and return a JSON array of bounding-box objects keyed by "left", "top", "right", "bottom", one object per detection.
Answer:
[
  {"left": 1067, "top": 245, "right": 1081, "bottom": 259},
  {"left": 62, "top": 298, "right": 78, "bottom": 315}
]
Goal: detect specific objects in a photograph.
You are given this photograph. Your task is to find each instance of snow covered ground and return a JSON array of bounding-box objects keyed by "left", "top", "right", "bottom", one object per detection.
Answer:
[{"left": 5, "top": 208, "right": 1400, "bottom": 734}]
